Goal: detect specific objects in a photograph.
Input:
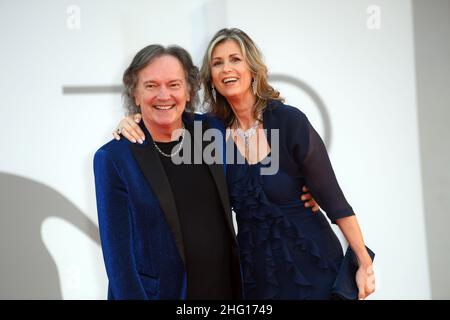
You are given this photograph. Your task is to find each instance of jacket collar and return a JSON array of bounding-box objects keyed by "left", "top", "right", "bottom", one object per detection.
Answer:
[{"left": 130, "top": 120, "right": 187, "bottom": 267}]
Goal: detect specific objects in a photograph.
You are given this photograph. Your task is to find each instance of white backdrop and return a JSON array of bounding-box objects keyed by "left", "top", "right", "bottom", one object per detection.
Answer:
[{"left": 0, "top": 0, "right": 430, "bottom": 299}]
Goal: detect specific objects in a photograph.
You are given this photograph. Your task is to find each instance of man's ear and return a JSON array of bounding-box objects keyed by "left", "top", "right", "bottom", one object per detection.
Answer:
[
  {"left": 186, "top": 83, "right": 191, "bottom": 102},
  {"left": 134, "top": 88, "right": 140, "bottom": 107}
]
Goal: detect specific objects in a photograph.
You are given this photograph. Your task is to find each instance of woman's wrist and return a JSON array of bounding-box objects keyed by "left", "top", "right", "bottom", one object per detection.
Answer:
[{"left": 356, "top": 252, "right": 373, "bottom": 268}]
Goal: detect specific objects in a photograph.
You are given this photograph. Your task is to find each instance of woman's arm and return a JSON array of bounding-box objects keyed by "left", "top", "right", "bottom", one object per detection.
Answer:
[
  {"left": 298, "top": 118, "right": 375, "bottom": 299},
  {"left": 335, "top": 215, "right": 375, "bottom": 299}
]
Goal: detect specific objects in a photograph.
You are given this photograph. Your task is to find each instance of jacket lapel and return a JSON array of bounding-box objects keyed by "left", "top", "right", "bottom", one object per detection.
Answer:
[
  {"left": 130, "top": 124, "right": 186, "bottom": 267},
  {"left": 198, "top": 119, "right": 238, "bottom": 243}
]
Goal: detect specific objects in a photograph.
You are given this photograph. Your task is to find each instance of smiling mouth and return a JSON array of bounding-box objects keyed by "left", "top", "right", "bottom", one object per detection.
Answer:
[
  {"left": 154, "top": 105, "right": 175, "bottom": 110},
  {"left": 222, "top": 77, "right": 238, "bottom": 85}
]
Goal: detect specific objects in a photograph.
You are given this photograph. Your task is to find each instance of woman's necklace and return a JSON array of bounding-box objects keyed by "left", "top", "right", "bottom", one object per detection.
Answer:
[{"left": 235, "top": 118, "right": 260, "bottom": 147}]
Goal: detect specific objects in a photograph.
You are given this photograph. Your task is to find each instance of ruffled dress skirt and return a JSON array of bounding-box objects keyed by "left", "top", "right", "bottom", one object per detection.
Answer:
[{"left": 227, "top": 161, "right": 345, "bottom": 300}]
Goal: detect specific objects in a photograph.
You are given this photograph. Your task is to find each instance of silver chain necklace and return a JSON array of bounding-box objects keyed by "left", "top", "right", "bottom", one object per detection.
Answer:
[
  {"left": 153, "top": 124, "right": 186, "bottom": 157},
  {"left": 235, "top": 118, "right": 260, "bottom": 147}
]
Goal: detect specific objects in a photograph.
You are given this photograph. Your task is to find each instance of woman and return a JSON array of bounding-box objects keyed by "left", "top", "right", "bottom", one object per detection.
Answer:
[{"left": 115, "top": 28, "right": 375, "bottom": 300}]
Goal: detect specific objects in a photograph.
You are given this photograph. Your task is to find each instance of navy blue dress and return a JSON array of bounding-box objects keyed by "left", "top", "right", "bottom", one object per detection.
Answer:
[{"left": 226, "top": 100, "right": 355, "bottom": 300}]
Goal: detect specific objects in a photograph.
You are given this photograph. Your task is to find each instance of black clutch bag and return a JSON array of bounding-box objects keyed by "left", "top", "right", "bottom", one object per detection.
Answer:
[{"left": 331, "top": 245, "right": 375, "bottom": 300}]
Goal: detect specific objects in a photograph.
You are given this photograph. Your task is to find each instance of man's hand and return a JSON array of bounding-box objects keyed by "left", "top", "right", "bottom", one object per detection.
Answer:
[{"left": 301, "top": 186, "right": 319, "bottom": 212}]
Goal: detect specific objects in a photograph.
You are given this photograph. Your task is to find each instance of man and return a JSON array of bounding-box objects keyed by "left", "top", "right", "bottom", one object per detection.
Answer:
[{"left": 94, "top": 44, "right": 244, "bottom": 299}]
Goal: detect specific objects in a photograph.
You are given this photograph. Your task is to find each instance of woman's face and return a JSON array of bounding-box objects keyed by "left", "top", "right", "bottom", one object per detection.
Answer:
[
  {"left": 134, "top": 55, "right": 189, "bottom": 130},
  {"left": 210, "top": 40, "right": 254, "bottom": 102}
]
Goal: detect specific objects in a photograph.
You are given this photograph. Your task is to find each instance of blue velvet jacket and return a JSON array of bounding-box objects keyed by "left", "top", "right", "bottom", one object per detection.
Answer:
[{"left": 93, "top": 113, "right": 242, "bottom": 300}]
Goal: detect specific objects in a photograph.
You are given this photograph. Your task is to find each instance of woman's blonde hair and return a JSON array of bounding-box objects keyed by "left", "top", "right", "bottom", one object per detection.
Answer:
[{"left": 200, "top": 28, "right": 284, "bottom": 126}]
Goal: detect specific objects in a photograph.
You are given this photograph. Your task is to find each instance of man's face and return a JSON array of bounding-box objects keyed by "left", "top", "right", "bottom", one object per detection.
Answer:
[{"left": 134, "top": 55, "right": 190, "bottom": 131}]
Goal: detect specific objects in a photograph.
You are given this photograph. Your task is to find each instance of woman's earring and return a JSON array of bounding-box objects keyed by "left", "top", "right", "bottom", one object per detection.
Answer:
[
  {"left": 252, "top": 78, "right": 257, "bottom": 95},
  {"left": 212, "top": 85, "right": 217, "bottom": 102}
]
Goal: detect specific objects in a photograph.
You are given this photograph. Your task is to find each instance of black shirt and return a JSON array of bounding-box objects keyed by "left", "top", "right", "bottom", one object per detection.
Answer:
[{"left": 154, "top": 124, "right": 233, "bottom": 300}]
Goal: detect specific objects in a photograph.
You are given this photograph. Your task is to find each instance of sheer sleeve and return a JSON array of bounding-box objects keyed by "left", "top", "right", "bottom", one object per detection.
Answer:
[{"left": 301, "top": 121, "right": 355, "bottom": 223}]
